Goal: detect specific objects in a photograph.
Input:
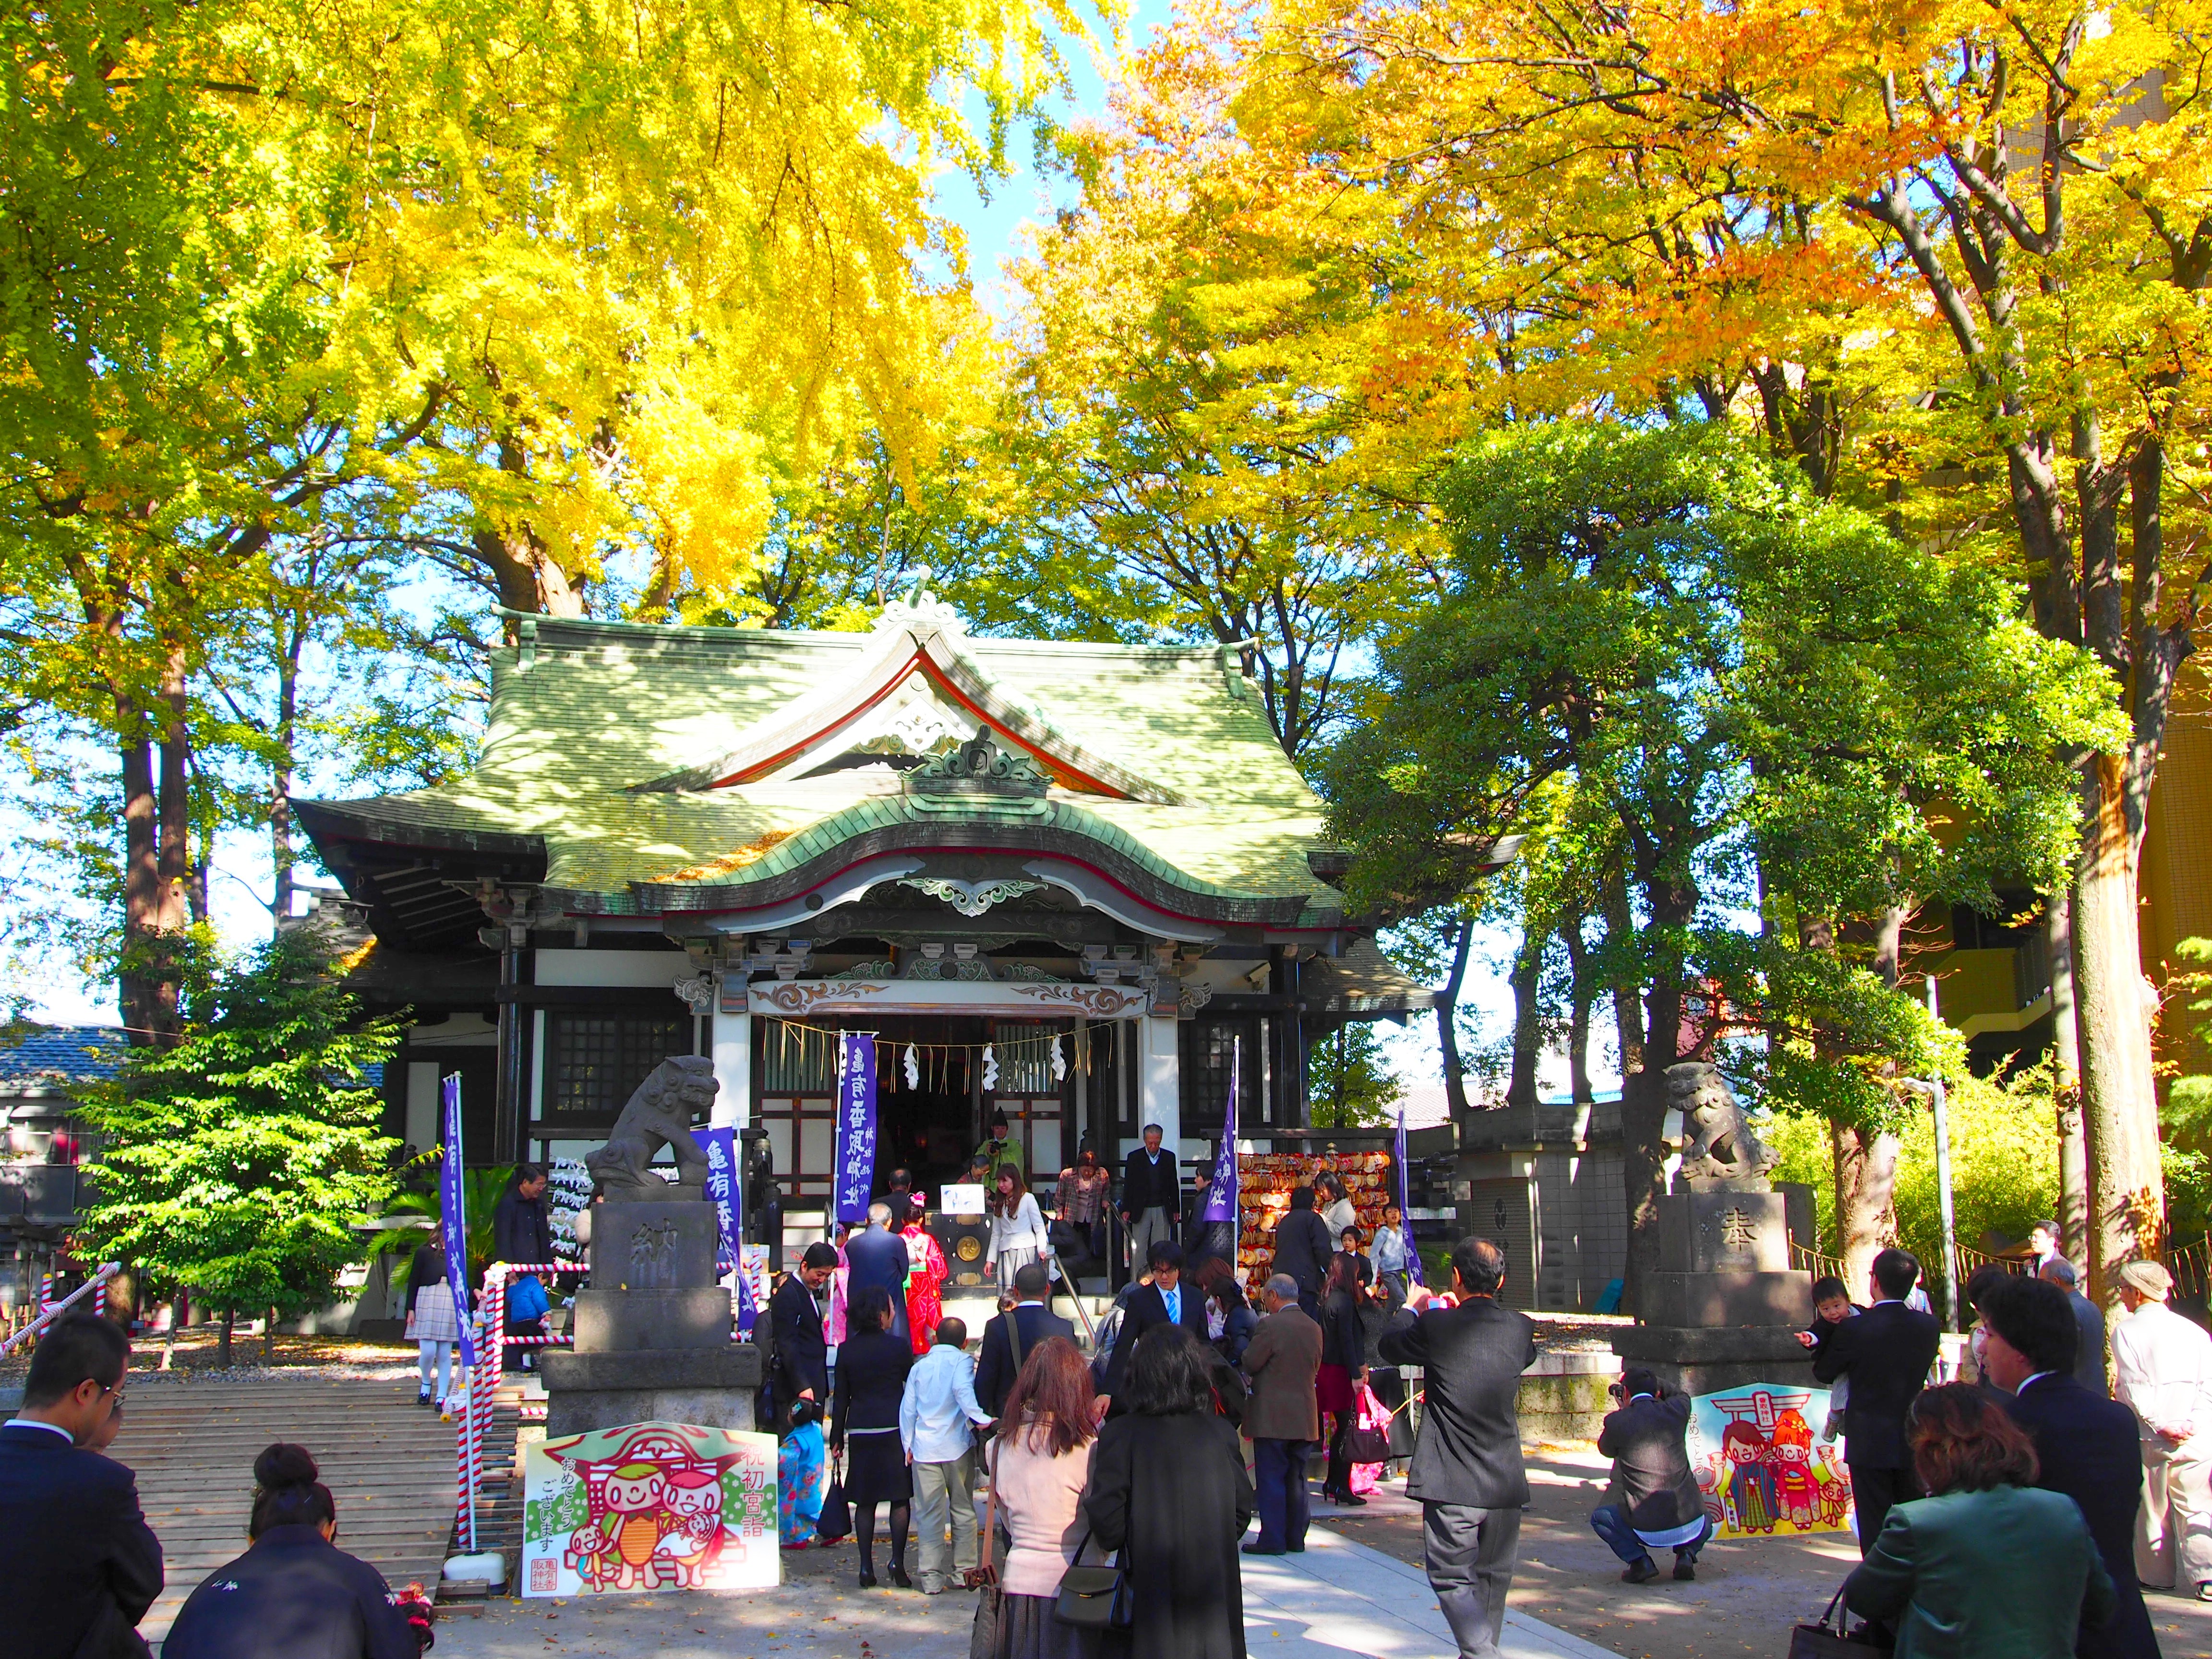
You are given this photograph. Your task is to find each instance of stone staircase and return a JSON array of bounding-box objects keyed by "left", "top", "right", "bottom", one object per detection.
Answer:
[{"left": 118, "top": 1379, "right": 458, "bottom": 1643}]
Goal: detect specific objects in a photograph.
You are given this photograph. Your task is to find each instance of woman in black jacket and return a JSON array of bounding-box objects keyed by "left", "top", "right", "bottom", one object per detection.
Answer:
[
  {"left": 164, "top": 1444, "right": 426, "bottom": 1659},
  {"left": 1317, "top": 1252, "right": 1369, "bottom": 1506},
  {"left": 830, "top": 1285, "right": 916, "bottom": 1588},
  {"left": 1084, "top": 1324, "right": 1255, "bottom": 1659}
]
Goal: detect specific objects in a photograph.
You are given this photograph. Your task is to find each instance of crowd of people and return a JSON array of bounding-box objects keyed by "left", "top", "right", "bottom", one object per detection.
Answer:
[{"left": 21, "top": 1129, "right": 2212, "bottom": 1659}]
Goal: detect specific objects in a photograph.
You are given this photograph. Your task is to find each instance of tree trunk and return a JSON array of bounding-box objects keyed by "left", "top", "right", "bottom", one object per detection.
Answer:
[
  {"left": 1506, "top": 931, "right": 1543, "bottom": 1109},
  {"left": 1618, "top": 968, "right": 1680, "bottom": 1318},
  {"left": 116, "top": 659, "right": 192, "bottom": 1046},
  {"left": 2074, "top": 756, "right": 2165, "bottom": 1305},
  {"left": 1832, "top": 1121, "right": 1901, "bottom": 1295},
  {"left": 1603, "top": 866, "right": 1644, "bottom": 1086},
  {"left": 219, "top": 1306, "right": 234, "bottom": 1370},
  {"left": 1563, "top": 925, "right": 1595, "bottom": 1105},
  {"left": 264, "top": 1306, "right": 276, "bottom": 1364},
  {"left": 117, "top": 700, "right": 160, "bottom": 1043},
  {"left": 2045, "top": 893, "right": 2089, "bottom": 1264},
  {"left": 1436, "top": 917, "right": 1474, "bottom": 1118}
]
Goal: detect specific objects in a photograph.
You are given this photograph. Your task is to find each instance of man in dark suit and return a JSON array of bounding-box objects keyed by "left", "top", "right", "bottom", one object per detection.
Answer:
[
  {"left": 2038, "top": 1257, "right": 2110, "bottom": 1396},
  {"left": 843, "top": 1202, "right": 911, "bottom": 1344},
  {"left": 1271, "top": 1185, "right": 1335, "bottom": 1318},
  {"left": 3, "top": 1313, "right": 163, "bottom": 1659},
  {"left": 1242, "top": 1273, "right": 1324, "bottom": 1555},
  {"left": 1812, "top": 1246, "right": 1942, "bottom": 1558},
  {"left": 974, "top": 1261, "right": 1076, "bottom": 1416},
  {"left": 1591, "top": 1369, "right": 1712, "bottom": 1584},
  {"left": 1120, "top": 1124, "right": 1180, "bottom": 1270},
  {"left": 1982, "top": 1274, "right": 2161, "bottom": 1659},
  {"left": 1378, "top": 1236, "right": 1539, "bottom": 1659},
  {"left": 769, "top": 1243, "right": 838, "bottom": 1423},
  {"left": 2028, "top": 1218, "right": 2071, "bottom": 1282},
  {"left": 1105, "top": 1239, "right": 1211, "bottom": 1399}
]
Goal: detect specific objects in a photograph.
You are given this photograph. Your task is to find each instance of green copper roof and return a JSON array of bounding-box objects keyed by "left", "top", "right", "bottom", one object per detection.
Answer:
[{"left": 304, "top": 613, "right": 1344, "bottom": 929}]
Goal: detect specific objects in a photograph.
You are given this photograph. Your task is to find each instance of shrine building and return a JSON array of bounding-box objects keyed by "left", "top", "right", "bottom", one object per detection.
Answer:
[{"left": 298, "top": 593, "right": 1430, "bottom": 1213}]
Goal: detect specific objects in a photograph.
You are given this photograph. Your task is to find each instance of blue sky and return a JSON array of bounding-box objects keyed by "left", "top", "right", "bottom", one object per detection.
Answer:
[{"left": 932, "top": 0, "right": 1177, "bottom": 318}]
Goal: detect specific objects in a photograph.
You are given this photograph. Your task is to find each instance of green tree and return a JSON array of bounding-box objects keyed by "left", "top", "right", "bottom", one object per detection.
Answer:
[
  {"left": 74, "top": 932, "right": 404, "bottom": 1366},
  {"left": 1308, "top": 1021, "right": 1403, "bottom": 1128},
  {"left": 1322, "top": 424, "right": 2109, "bottom": 1309}
]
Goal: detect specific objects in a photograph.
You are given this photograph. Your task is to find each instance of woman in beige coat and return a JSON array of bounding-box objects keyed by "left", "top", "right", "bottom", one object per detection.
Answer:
[{"left": 986, "top": 1336, "right": 1100, "bottom": 1659}]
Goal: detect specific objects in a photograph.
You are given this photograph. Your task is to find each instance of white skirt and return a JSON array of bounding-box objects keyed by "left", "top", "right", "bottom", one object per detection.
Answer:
[{"left": 412, "top": 1279, "right": 460, "bottom": 1343}]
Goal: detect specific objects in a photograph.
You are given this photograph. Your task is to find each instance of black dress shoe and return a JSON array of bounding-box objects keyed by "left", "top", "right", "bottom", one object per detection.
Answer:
[
  {"left": 1622, "top": 1556, "right": 1659, "bottom": 1584},
  {"left": 889, "top": 1566, "right": 914, "bottom": 1590},
  {"left": 857, "top": 1571, "right": 878, "bottom": 1588},
  {"left": 1336, "top": 1491, "right": 1368, "bottom": 1506},
  {"left": 1242, "top": 1543, "right": 1285, "bottom": 1556},
  {"left": 1673, "top": 1558, "right": 1696, "bottom": 1581}
]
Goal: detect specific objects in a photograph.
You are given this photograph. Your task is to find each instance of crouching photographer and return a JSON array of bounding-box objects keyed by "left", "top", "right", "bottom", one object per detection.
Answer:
[{"left": 1590, "top": 1367, "right": 1714, "bottom": 1583}]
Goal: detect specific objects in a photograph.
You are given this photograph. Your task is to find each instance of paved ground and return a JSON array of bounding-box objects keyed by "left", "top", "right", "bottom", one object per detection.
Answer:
[
  {"left": 433, "top": 1521, "right": 1620, "bottom": 1659},
  {"left": 1317, "top": 1448, "right": 2212, "bottom": 1659}
]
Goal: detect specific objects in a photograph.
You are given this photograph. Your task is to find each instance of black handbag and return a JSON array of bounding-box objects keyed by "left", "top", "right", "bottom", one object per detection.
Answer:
[
  {"left": 815, "top": 1448, "right": 852, "bottom": 1543},
  {"left": 1052, "top": 1527, "right": 1133, "bottom": 1630},
  {"left": 1787, "top": 1584, "right": 1888, "bottom": 1658}
]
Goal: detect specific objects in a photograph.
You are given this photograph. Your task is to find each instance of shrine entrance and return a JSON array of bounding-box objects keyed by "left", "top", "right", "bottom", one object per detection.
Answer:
[{"left": 751, "top": 1007, "right": 1118, "bottom": 1214}]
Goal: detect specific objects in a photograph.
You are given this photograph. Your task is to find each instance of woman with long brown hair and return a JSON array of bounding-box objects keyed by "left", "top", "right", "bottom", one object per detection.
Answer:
[
  {"left": 988, "top": 1165, "right": 1047, "bottom": 1288},
  {"left": 1844, "top": 1382, "right": 2113, "bottom": 1657},
  {"left": 987, "top": 1336, "right": 1101, "bottom": 1659}
]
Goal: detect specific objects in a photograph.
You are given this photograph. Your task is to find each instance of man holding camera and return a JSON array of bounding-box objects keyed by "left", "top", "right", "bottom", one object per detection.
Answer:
[{"left": 1589, "top": 1367, "right": 1712, "bottom": 1583}]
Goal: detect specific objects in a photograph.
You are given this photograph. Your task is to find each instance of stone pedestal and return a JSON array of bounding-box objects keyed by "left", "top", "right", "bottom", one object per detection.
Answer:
[
  {"left": 540, "top": 1198, "right": 758, "bottom": 1438},
  {"left": 1611, "top": 1182, "right": 1815, "bottom": 1396}
]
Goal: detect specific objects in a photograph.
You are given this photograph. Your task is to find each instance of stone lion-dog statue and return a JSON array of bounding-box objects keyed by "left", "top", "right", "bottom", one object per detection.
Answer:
[
  {"left": 586, "top": 1055, "right": 719, "bottom": 1200},
  {"left": 1667, "top": 1060, "right": 1779, "bottom": 1183}
]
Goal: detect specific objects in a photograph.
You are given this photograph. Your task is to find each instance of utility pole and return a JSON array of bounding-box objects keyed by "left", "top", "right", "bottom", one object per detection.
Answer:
[{"left": 1923, "top": 974, "right": 1959, "bottom": 1332}]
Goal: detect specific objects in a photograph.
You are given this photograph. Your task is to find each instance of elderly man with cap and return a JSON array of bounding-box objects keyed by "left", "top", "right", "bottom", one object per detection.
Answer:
[{"left": 2112, "top": 1257, "right": 2212, "bottom": 1600}]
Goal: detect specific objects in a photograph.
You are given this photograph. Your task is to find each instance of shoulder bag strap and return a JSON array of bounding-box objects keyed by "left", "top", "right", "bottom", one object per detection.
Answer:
[
  {"left": 980, "top": 1439, "right": 998, "bottom": 1578},
  {"left": 1008, "top": 1305, "right": 1027, "bottom": 1379},
  {"left": 1821, "top": 1581, "right": 1848, "bottom": 1632}
]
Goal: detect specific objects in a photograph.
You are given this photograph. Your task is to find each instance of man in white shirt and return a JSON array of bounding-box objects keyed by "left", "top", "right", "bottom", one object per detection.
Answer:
[
  {"left": 898, "top": 1316, "right": 994, "bottom": 1595},
  {"left": 2111, "top": 1257, "right": 2212, "bottom": 1599}
]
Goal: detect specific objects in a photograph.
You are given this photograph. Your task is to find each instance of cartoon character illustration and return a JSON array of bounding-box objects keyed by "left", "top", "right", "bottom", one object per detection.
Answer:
[
  {"left": 576, "top": 1463, "right": 669, "bottom": 1589},
  {"left": 653, "top": 1467, "right": 726, "bottom": 1587},
  {"left": 1769, "top": 1409, "right": 1818, "bottom": 1528},
  {"left": 1693, "top": 1459, "right": 1725, "bottom": 1527},
  {"left": 1722, "top": 1419, "right": 1777, "bottom": 1534},
  {"left": 1813, "top": 1443, "right": 1851, "bottom": 1526}
]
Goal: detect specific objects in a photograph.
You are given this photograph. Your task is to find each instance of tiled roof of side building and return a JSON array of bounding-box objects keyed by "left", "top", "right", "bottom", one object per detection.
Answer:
[{"left": 0, "top": 1025, "right": 127, "bottom": 1086}]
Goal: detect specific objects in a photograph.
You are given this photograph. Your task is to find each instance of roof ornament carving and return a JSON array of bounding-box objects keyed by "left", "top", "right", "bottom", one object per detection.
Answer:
[
  {"left": 900, "top": 875, "right": 1046, "bottom": 917},
  {"left": 903, "top": 733, "right": 1049, "bottom": 800},
  {"left": 873, "top": 565, "right": 966, "bottom": 640}
]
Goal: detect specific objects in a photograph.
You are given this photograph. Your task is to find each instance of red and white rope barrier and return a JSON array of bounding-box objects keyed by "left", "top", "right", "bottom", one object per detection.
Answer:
[
  {"left": 455, "top": 1261, "right": 581, "bottom": 1547},
  {"left": 0, "top": 1263, "right": 121, "bottom": 1359}
]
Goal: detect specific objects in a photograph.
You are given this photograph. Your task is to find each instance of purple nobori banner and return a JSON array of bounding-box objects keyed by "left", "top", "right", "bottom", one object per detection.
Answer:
[
  {"left": 440, "top": 1074, "right": 477, "bottom": 1367},
  {"left": 833, "top": 1034, "right": 878, "bottom": 1226},
  {"left": 1395, "top": 1102, "right": 1424, "bottom": 1286},
  {"left": 697, "top": 1125, "right": 757, "bottom": 1334},
  {"left": 1202, "top": 1035, "right": 1240, "bottom": 1223}
]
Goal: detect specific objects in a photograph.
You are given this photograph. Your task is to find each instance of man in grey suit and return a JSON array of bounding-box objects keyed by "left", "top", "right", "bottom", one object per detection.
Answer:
[
  {"left": 1241, "top": 1273, "right": 1324, "bottom": 1556},
  {"left": 1378, "top": 1236, "right": 1538, "bottom": 1659},
  {"left": 2040, "top": 1257, "right": 2109, "bottom": 1395}
]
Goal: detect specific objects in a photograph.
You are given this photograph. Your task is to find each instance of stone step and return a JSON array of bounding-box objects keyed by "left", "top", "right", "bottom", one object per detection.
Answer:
[{"left": 108, "top": 1379, "right": 459, "bottom": 1644}]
